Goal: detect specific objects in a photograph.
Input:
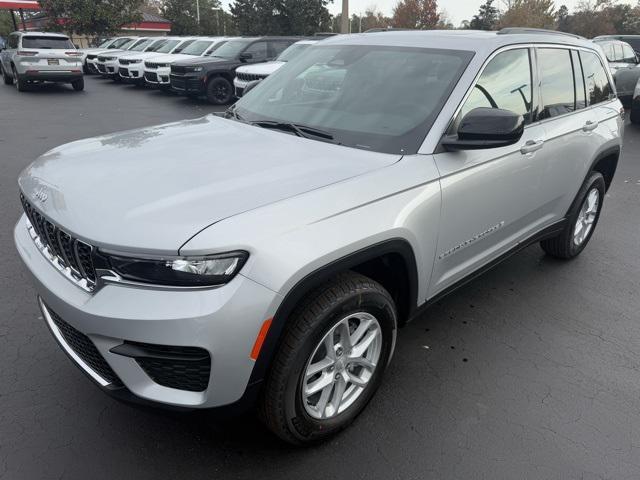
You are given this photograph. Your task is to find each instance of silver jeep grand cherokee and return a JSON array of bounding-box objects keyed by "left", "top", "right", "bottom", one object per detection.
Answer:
[{"left": 15, "top": 29, "right": 623, "bottom": 444}]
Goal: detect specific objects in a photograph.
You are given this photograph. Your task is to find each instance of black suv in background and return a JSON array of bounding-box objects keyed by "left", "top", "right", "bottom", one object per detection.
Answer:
[{"left": 170, "top": 36, "right": 299, "bottom": 104}]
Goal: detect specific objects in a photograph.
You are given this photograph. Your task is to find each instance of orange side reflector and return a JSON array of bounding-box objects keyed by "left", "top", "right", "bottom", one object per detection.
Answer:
[{"left": 250, "top": 318, "right": 273, "bottom": 361}]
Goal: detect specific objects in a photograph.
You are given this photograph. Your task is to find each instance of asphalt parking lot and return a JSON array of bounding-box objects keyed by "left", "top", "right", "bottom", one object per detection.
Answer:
[{"left": 2, "top": 76, "right": 640, "bottom": 480}]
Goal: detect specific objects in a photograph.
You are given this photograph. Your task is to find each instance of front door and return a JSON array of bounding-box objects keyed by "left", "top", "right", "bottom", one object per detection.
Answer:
[{"left": 429, "top": 47, "right": 551, "bottom": 297}]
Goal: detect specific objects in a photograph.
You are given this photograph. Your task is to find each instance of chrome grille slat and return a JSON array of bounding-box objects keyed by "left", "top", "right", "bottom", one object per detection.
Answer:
[{"left": 20, "top": 193, "right": 97, "bottom": 292}]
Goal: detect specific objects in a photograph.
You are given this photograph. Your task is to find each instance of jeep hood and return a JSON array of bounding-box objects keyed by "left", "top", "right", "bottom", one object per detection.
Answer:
[{"left": 19, "top": 115, "right": 400, "bottom": 254}]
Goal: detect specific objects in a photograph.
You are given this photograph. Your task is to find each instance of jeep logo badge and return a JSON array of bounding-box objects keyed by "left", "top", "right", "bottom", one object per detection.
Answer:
[{"left": 34, "top": 187, "right": 48, "bottom": 204}]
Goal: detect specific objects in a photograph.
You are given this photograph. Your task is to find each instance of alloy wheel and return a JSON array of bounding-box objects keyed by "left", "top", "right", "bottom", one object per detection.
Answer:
[
  {"left": 573, "top": 188, "right": 600, "bottom": 246},
  {"left": 302, "top": 312, "right": 382, "bottom": 420}
]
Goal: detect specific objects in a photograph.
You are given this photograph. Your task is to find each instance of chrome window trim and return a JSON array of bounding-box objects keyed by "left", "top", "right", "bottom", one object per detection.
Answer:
[{"left": 38, "top": 297, "right": 111, "bottom": 387}]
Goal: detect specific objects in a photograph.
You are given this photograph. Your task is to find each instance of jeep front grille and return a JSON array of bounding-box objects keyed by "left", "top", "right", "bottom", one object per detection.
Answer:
[
  {"left": 20, "top": 193, "right": 97, "bottom": 291},
  {"left": 145, "top": 61, "right": 168, "bottom": 69},
  {"left": 236, "top": 72, "right": 268, "bottom": 82}
]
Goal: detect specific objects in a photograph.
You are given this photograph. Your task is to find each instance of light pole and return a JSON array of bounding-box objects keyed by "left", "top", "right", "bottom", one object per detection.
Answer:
[
  {"left": 196, "top": 0, "right": 200, "bottom": 25},
  {"left": 340, "top": 0, "right": 349, "bottom": 33}
]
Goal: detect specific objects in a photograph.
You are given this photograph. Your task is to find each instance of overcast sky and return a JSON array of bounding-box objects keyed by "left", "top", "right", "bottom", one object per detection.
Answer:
[{"left": 219, "top": 0, "right": 626, "bottom": 27}]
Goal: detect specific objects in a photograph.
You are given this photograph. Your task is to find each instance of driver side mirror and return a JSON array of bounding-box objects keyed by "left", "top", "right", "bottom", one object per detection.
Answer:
[
  {"left": 239, "top": 52, "right": 253, "bottom": 62},
  {"left": 442, "top": 107, "right": 524, "bottom": 151}
]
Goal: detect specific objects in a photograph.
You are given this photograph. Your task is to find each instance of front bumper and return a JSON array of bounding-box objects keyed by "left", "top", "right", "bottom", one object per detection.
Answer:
[
  {"left": 144, "top": 67, "right": 171, "bottom": 86},
  {"left": 233, "top": 78, "right": 248, "bottom": 98},
  {"left": 97, "top": 61, "right": 118, "bottom": 76},
  {"left": 119, "top": 63, "right": 144, "bottom": 82},
  {"left": 170, "top": 73, "right": 205, "bottom": 95},
  {"left": 14, "top": 216, "right": 281, "bottom": 409}
]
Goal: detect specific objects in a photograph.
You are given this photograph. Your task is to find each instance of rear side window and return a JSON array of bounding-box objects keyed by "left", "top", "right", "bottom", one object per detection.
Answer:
[
  {"left": 8, "top": 34, "right": 18, "bottom": 49},
  {"left": 270, "top": 41, "right": 292, "bottom": 58},
  {"left": 600, "top": 42, "right": 614, "bottom": 62},
  {"left": 538, "top": 48, "right": 576, "bottom": 119},
  {"left": 622, "top": 44, "right": 636, "bottom": 63},
  {"left": 22, "top": 36, "right": 74, "bottom": 49},
  {"left": 244, "top": 41, "right": 268, "bottom": 61},
  {"left": 580, "top": 51, "right": 614, "bottom": 105},
  {"left": 458, "top": 48, "right": 532, "bottom": 123}
]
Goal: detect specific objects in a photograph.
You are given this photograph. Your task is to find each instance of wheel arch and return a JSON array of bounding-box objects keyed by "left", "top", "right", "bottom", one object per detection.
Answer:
[
  {"left": 589, "top": 145, "right": 620, "bottom": 192},
  {"left": 206, "top": 70, "right": 233, "bottom": 84},
  {"left": 248, "top": 238, "right": 419, "bottom": 385}
]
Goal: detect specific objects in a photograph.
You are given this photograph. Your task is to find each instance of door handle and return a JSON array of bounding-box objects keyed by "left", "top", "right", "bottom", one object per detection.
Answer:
[
  {"left": 520, "top": 139, "right": 544, "bottom": 155},
  {"left": 583, "top": 120, "right": 599, "bottom": 132}
]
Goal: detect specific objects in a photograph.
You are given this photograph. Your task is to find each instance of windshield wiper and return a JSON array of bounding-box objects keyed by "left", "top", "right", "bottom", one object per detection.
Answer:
[
  {"left": 251, "top": 121, "right": 339, "bottom": 144},
  {"left": 225, "top": 107, "right": 246, "bottom": 122}
]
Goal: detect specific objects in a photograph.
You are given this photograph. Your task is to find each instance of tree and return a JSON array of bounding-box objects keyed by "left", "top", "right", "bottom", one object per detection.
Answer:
[
  {"left": 499, "top": 0, "right": 556, "bottom": 29},
  {"left": 39, "top": 0, "right": 144, "bottom": 36},
  {"left": 555, "top": 4, "right": 570, "bottom": 31},
  {"left": 392, "top": 0, "right": 439, "bottom": 29},
  {"left": 0, "top": 11, "right": 15, "bottom": 36},
  {"left": 230, "top": 0, "right": 331, "bottom": 35},
  {"left": 469, "top": 0, "right": 500, "bottom": 30},
  {"left": 161, "top": 0, "right": 229, "bottom": 35}
]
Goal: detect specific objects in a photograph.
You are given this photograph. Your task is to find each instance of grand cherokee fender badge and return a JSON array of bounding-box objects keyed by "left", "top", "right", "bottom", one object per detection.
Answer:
[
  {"left": 438, "top": 221, "right": 505, "bottom": 260},
  {"left": 34, "top": 186, "right": 48, "bottom": 204}
]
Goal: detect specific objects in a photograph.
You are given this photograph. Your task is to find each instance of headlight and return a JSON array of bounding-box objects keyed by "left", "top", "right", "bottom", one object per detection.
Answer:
[
  {"left": 100, "top": 251, "right": 248, "bottom": 287},
  {"left": 191, "top": 66, "right": 204, "bottom": 72}
]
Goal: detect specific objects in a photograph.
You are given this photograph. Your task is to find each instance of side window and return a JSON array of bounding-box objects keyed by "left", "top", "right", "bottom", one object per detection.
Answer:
[
  {"left": 580, "top": 50, "right": 614, "bottom": 105},
  {"left": 243, "top": 41, "right": 268, "bottom": 62},
  {"left": 600, "top": 42, "right": 613, "bottom": 62},
  {"left": 622, "top": 44, "right": 637, "bottom": 63},
  {"left": 538, "top": 48, "right": 576, "bottom": 119},
  {"left": 613, "top": 43, "right": 623, "bottom": 62},
  {"left": 457, "top": 48, "right": 533, "bottom": 125},
  {"left": 8, "top": 34, "right": 18, "bottom": 49},
  {"left": 571, "top": 50, "right": 586, "bottom": 110},
  {"left": 270, "top": 41, "right": 291, "bottom": 58}
]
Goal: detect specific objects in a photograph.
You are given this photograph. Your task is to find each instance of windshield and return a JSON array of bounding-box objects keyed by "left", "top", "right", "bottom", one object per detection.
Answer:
[
  {"left": 181, "top": 40, "right": 215, "bottom": 56},
  {"left": 154, "top": 39, "right": 180, "bottom": 54},
  {"left": 234, "top": 45, "right": 473, "bottom": 154},
  {"left": 130, "top": 39, "right": 151, "bottom": 51},
  {"left": 211, "top": 39, "right": 253, "bottom": 59},
  {"left": 173, "top": 39, "right": 195, "bottom": 53},
  {"left": 277, "top": 43, "right": 313, "bottom": 62},
  {"left": 145, "top": 39, "right": 168, "bottom": 52},
  {"left": 97, "top": 39, "right": 113, "bottom": 48},
  {"left": 22, "top": 36, "right": 74, "bottom": 49}
]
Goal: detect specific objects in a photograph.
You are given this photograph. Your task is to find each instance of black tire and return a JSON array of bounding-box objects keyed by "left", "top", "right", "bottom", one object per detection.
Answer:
[
  {"left": 205, "top": 76, "right": 233, "bottom": 105},
  {"left": 13, "top": 66, "right": 27, "bottom": 92},
  {"left": 1, "top": 63, "right": 13, "bottom": 85},
  {"left": 541, "top": 171, "right": 606, "bottom": 259},
  {"left": 259, "top": 271, "right": 397, "bottom": 445},
  {"left": 72, "top": 78, "right": 84, "bottom": 91}
]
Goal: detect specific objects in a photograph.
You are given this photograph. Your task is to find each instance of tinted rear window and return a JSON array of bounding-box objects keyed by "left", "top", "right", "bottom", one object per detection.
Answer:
[{"left": 22, "top": 36, "right": 74, "bottom": 49}]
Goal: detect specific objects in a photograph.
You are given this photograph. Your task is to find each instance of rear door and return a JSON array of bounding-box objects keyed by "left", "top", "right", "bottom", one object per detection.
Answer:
[
  {"left": 1, "top": 34, "right": 18, "bottom": 71},
  {"left": 430, "top": 47, "right": 549, "bottom": 296}
]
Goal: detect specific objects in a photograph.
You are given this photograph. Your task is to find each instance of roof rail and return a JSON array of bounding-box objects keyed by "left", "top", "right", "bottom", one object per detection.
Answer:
[{"left": 497, "top": 28, "right": 584, "bottom": 40}]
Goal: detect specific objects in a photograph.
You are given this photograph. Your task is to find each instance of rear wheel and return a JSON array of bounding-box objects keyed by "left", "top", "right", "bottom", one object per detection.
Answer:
[
  {"left": 13, "top": 66, "right": 27, "bottom": 92},
  {"left": 540, "top": 171, "right": 606, "bottom": 259},
  {"left": 259, "top": 272, "right": 397, "bottom": 444},
  {"left": 72, "top": 78, "right": 84, "bottom": 91},
  {"left": 205, "top": 76, "right": 233, "bottom": 105}
]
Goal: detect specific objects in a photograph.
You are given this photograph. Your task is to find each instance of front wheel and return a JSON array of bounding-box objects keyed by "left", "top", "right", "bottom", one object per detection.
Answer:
[
  {"left": 541, "top": 171, "right": 606, "bottom": 259},
  {"left": 1, "top": 63, "right": 13, "bottom": 85},
  {"left": 260, "top": 272, "right": 397, "bottom": 444},
  {"left": 205, "top": 76, "right": 233, "bottom": 105}
]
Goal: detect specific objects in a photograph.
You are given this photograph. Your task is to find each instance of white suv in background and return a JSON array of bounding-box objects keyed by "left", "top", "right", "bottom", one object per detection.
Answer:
[
  {"left": 119, "top": 37, "right": 197, "bottom": 85},
  {"left": 233, "top": 39, "right": 317, "bottom": 97},
  {"left": 97, "top": 37, "right": 165, "bottom": 79},
  {"left": 0, "top": 31, "right": 84, "bottom": 91},
  {"left": 83, "top": 37, "right": 136, "bottom": 74},
  {"left": 143, "top": 37, "right": 229, "bottom": 89}
]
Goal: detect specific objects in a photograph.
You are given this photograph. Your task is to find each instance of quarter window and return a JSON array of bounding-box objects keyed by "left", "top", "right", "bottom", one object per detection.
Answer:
[
  {"left": 458, "top": 48, "right": 533, "bottom": 124},
  {"left": 538, "top": 48, "right": 576, "bottom": 119},
  {"left": 622, "top": 44, "right": 637, "bottom": 63},
  {"left": 580, "top": 51, "right": 614, "bottom": 105}
]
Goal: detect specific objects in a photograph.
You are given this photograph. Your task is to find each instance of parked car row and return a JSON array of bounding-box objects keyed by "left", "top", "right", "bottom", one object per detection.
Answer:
[{"left": 83, "top": 34, "right": 321, "bottom": 105}]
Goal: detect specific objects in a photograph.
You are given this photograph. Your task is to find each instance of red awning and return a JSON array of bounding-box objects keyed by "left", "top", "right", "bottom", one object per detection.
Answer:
[{"left": 0, "top": 0, "right": 40, "bottom": 9}]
